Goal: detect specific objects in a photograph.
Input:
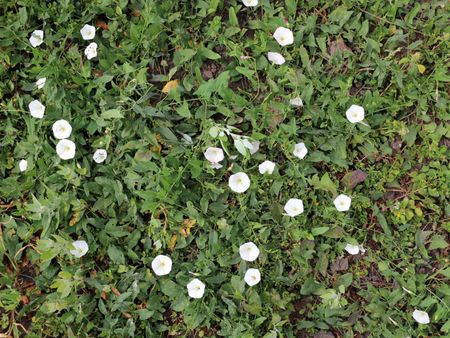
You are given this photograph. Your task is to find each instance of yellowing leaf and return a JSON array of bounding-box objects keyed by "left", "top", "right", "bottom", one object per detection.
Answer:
[
  {"left": 417, "top": 64, "right": 426, "bottom": 74},
  {"left": 169, "top": 234, "right": 177, "bottom": 250},
  {"left": 181, "top": 219, "right": 196, "bottom": 237},
  {"left": 162, "top": 79, "right": 179, "bottom": 93}
]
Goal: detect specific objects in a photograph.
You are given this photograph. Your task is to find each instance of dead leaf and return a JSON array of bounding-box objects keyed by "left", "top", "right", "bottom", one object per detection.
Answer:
[
  {"left": 341, "top": 169, "right": 368, "bottom": 189},
  {"left": 101, "top": 291, "right": 107, "bottom": 300},
  {"left": 95, "top": 21, "right": 109, "bottom": 30},
  {"left": 330, "top": 257, "right": 348, "bottom": 273},
  {"left": 111, "top": 286, "right": 121, "bottom": 296},
  {"left": 181, "top": 219, "right": 196, "bottom": 237},
  {"left": 169, "top": 234, "right": 177, "bottom": 250},
  {"left": 162, "top": 79, "right": 179, "bottom": 93},
  {"left": 329, "top": 39, "right": 352, "bottom": 56}
]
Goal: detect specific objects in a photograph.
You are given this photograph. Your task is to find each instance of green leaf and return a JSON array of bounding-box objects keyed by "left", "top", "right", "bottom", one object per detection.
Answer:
[
  {"left": 173, "top": 49, "right": 196, "bottom": 66},
  {"left": 429, "top": 235, "right": 448, "bottom": 250},
  {"left": 101, "top": 109, "right": 123, "bottom": 119},
  {"left": 107, "top": 245, "right": 125, "bottom": 265}
]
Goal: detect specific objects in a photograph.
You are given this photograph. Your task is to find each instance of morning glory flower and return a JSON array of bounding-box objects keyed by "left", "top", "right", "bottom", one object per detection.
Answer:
[
  {"left": 346, "top": 105, "right": 365, "bottom": 123},
  {"left": 242, "top": 0, "right": 258, "bottom": 6},
  {"left": 204, "top": 147, "right": 224, "bottom": 169},
  {"left": 52, "top": 120, "right": 72, "bottom": 140},
  {"left": 259, "top": 160, "right": 276, "bottom": 175},
  {"left": 19, "top": 160, "right": 28, "bottom": 172},
  {"left": 293, "top": 142, "right": 308, "bottom": 159},
  {"left": 229, "top": 172, "right": 250, "bottom": 193},
  {"left": 273, "top": 27, "right": 294, "bottom": 46},
  {"left": 244, "top": 268, "right": 261, "bottom": 286},
  {"left": 412, "top": 310, "right": 430, "bottom": 324},
  {"left": 344, "top": 244, "right": 361, "bottom": 255},
  {"left": 70, "top": 240, "right": 89, "bottom": 258},
  {"left": 56, "top": 139, "right": 76, "bottom": 160},
  {"left": 187, "top": 278, "right": 205, "bottom": 299},
  {"left": 93, "top": 149, "right": 107, "bottom": 163},
  {"left": 267, "top": 52, "right": 285, "bottom": 65},
  {"left": 151, "top": 255, "right": 172, "bottom": 276},
  {"left": 333, "top": 194, "right": 352, "bottom": 211},
  {"left": 28, "top": 100, "right": 45, "bottom": 119},
  {"left": 284, "top": 198, "right": 304, "bottom": 217},
  {"left": 84, "top": 42, "right": 98, "bottom": 60},
  {"left": 239, "top": 242, "right": 260, "bottom": 262},
  {"left": 29, "top": 30, "right": 44, "bottom": 47},
  {"left": 290, "top": 97, "right": 303, "bottom": 107},
  {"left": 36, "top": 78, "right": 46, "bottom": 89},
  {"left": 80, "top": 24, "right": 96, "bottom": 40}
]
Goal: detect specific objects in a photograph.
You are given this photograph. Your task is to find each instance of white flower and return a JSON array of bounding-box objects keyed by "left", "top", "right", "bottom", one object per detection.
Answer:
[
  {"left": 52, "top": 119, "right": 72, "bottom": 139},
  {"left": 210, "top": 162, "right": 223, "bottom": 169},
  {"left": 229, "top": 172, "right": 250, "bottom": 193},
  {"left": 70, "top": 240, "right": 89, "bottom": 258},
  {"left": 28, "top": 100, "right": 45, "bottom": 119},
  {"left": 29, "top": 30, "right": 44, "bottom": 47},
  {"left": 273, "top": 27, "right": 294, "bottom": 46},
  {"left": 56, "top": 139, "right": 76, "bottom": 160},
  {"left": 242, "top": 0, "right": 258, "bottom": 6},
  {"left": 259, "top": 160, "right": 276, "bottom": 175},
  {"left": 239, "top": 242, "right": 260, "bottom": 262},
  {"left": 344, "top": 244, "right": 360, "bottom": 255},
  {"left": 412, "top": 309, "right": 430, "bottom": 324},
  {"left": 267, "top": 52, "right": 285, "bottom": 65},
  {"left": 151, "top": 255, "right": 172, "bottom": 276},
  {"left": 333, "top": 194, "right": 352, "bottom": 211},
  {"left": 80, "top": 24, "right": 96, "bottom": 40},
  {"left": 284, "top": 198, "right": 304, "bottom": 217},
  {"left": 244, "top": 268, "right": 261, "bottom": 286},
  {"left": 93, "top": 149, "right": 108, "bottom": 163},
  {"left": 204, "top": 147, "right": 224, "bottom": 168},
  {"left": 84, "top": 42, "right": 98, "bottom": 60},
  {"left": 249, "top": 141, "right": 260, "bottom": 155},
  {"left": 290, "top": 97, "right": 303, "bottom": 107},
  {"left": 36, "top": 78, "right": 46, "bottom": 89},
  {"left": 19, "top": 160, "right": 28, "bottom": 172},
  {"left": 345, "top": 104, "right": 365, "bottom": 123},
  {"left": 293, "top": 142, "right": 308, "bottom": 159},
  {"left": 187, "top": 278, "right": 205, "bottom": 299}
]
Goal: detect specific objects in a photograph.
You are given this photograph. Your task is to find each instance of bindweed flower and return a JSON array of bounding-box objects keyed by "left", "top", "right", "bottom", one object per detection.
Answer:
[
  {"left": 36, "top": 77, "right": 46, "bottom": 89},
  {"left": 267, "top": 52, "right": 285, "bottom": 65},
  {"left": 334, "top": 194, "right": 351, "bottom": 211},
  {"left": 80, "top": 24, "right": 96, "bottom": 40},
  {"left": 28, "top": 100, "right": 45, "bottom": 119},
  {"left": 239, "top": 242, "right": 260, "bottom": 262},
  {"left": 249, "top": 141, "right": 260, "bottom": 155},
  {"left": 290, "top": 97, "right": 303, "bottom": 107},
  {"left": 346, "top": 104, "right": 365, "bottom": 123},
  {"left": 242, "top": 0, "right": 258, "bottom": 6},
  {"left": 412, "top": 310, "right": 430, "bottom": 324},
  {"left": 204, "top": 147, "right": 224, "bottom": 169},
  {"left": 19, "top": 160, "right": 28, "bottom": 172},
  {"left": 273, "top": 27, "right": 294, "bottom": 46},
  {"left": 259, "top": 160, "right": 275, "bottom": 175},
  {"left": 56, "top": 139, "right": 76, "bottom": 160},
  {"left": 93, "top": 149, "right": 107, "bottom": 163},
  {"left": 344, "top": 243, "right": 362, "bottom": 255},
  {"left": 84, "top": 42, "right": 98, "bottom": 60},
  {"left": 29, "top": 30, "right": 44, "bottom": 47},
  {"left": 284, "top": 198, "right": 304, "bottom": 217},
  {"left": 244, "top": 268, "right": 261, "bottom": 286},
  {"left": 151, "top": 255, "right": 172, "bottom": 276},
  {"left": 229, "top": 172, "right": 250, "bottom": 193},
  {"left": 70, "top": 240, "right": 89, "bottom": 258},
  {"left": 52, "top": 119, "right": 72, "bottom": 139},
  {"left": 187, "top": 278, "right": 205, "bottom": 299},
  {"left": 293, "top": 142, "right": 308, "bottom": 159}
]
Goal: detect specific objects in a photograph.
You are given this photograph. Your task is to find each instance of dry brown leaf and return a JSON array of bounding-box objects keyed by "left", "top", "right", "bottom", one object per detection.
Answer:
[{"left": 162, "top": 79, "right": 179, "bottom": 93}]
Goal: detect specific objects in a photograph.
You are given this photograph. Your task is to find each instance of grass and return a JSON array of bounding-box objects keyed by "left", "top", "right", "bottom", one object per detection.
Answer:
[{"left": 0, "top": 0, "right": 449, "bottom": 337}]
